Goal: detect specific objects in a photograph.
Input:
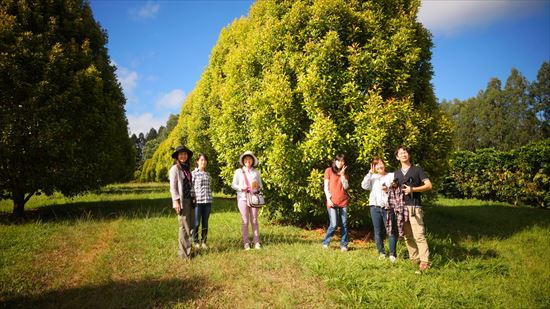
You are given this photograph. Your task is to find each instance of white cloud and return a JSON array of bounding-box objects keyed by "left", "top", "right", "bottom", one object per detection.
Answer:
[
  {"left": 418, "top": 0, "right": 546, "bottom": 36},
  {"left": 127, "top": 112, "right": 168, "bottom": 136},
  {"left": 155, "top": 89, "right": 186, "bottom": 110},
  {"left": 113, "top": 62, "right": 139, "bottom": 103},
  {"left": 131, "top": 1, "right": 160, "bottom": 19}
]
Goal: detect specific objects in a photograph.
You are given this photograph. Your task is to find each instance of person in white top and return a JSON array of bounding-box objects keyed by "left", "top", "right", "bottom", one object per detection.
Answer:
[
  {"left": 361, "top": 157, "right": 397, "bottom": 262},
  {"left": 231, "top": 151, "right": 263, "bottom": 250}
]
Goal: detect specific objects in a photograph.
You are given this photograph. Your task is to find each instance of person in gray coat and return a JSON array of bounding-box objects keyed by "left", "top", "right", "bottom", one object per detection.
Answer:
[{"left": 169, "top": 145, "right": 195, "bottom": 259}]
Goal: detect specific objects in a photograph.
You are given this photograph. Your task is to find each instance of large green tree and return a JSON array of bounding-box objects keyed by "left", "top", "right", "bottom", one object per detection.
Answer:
[
  {"left": 0, "top": 0, "right": 135, "bottom": 217},
  {"left": 141, "top": 0, "right": 453, "bottom": 226}
]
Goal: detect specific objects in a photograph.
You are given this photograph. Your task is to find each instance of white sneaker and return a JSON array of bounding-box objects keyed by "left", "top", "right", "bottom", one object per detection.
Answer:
[
  {"left": 254, "top": 243, "right": 261, "bottom": 250},
  {"left": 322, "top": 244, "right": 329, "bottom": 249},
  {"left": 201, "top": 243, "right": 208, "bottom": 250},
  {"left": 389, "top": 255, "right": 396, "bottom": 263},
  {"left": 379, "top": 253, "right": 386, "bottom": 260},
  {"left": 194, "top": 243, "right": 200, "bottom": 249},
  {"left": 244, "top": 243, "right": 250, "bottom": 251},
  {"left": 340, "top": 246, "right": 348, "bottom": 252}
]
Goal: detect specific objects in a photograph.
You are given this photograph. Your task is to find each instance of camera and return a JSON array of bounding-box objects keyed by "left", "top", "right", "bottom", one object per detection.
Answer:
[{"left": 390, "top": 178, "right": 400, "bottom": 189}]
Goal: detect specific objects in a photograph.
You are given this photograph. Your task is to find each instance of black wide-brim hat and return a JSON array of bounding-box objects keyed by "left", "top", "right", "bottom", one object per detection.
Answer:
[{"left": 171, "top": 145, "right": 193, "bottom": 159}]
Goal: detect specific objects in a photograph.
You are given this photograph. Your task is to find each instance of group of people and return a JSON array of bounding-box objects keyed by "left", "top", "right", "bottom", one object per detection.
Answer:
[{"left": 168, "top": 145, "right": 432, "bottom": 273}]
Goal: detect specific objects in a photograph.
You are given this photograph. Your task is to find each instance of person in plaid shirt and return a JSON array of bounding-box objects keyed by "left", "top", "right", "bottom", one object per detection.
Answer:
[{"left": 192, "top": 153, "right": 213, "bottom": 250}]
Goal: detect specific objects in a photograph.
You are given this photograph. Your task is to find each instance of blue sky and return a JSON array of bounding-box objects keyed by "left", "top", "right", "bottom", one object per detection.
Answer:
[{"left": 89, "top": 0, "right": 550, "bottom": 136}]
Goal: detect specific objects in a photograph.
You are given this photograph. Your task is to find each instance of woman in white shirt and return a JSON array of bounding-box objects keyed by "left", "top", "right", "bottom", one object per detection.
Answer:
[
  {"left": 231, "top": 151, "right": 263, "bottom": 250},
  {"left": 361, "top": 157, "right": 397, "bottom": 262}
]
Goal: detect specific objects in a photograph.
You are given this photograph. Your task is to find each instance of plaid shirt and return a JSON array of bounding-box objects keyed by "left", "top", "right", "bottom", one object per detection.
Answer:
[
  {"left": 192, "top": 169, "right": 213, "bottom": 204},
  {"left": 387, "top": 186, "right": 408, "bottom": 237}
]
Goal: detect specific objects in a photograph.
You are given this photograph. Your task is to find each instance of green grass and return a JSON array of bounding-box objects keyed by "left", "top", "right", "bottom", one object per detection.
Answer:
[{"left": 1, "top": 184, "right": 549, "bottom": 308}]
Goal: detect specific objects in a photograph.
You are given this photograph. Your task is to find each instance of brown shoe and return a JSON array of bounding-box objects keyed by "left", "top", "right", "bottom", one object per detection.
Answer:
[{"left": 419, "top": 262, "right": 430, "bottom": 271}]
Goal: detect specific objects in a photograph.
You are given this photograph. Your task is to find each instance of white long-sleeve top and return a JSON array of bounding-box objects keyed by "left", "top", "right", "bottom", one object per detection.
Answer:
[
  {"left": 361, "top": 172, "right": 394, "bottom": 207},
  {"left": 231, "top": 167, "right": 262, "bottom": 201}
]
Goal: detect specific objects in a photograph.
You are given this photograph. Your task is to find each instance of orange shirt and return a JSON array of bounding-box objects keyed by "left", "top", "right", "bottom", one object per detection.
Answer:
[{"left": 324, "top": 167, "right": 349, "bottom": 208}]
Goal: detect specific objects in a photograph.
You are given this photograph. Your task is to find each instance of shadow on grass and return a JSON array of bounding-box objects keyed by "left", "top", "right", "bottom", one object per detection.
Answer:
[
  {"left": 0, "top": 197, "right": 239, "bottom": 225},
  {"left": 1, "top": 276, "right": 214, "bottom": 308},
  {"left": 426, "top": 204, "right": 550, "bottom": 240},
  {"left": 424, "top": 204, "right": 550, "bottom": 263}
]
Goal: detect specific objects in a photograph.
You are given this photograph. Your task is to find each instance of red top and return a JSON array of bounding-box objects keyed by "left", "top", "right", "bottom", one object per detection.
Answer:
[{"left": 324, "top": 167, "right": 349, "bottom": 208}]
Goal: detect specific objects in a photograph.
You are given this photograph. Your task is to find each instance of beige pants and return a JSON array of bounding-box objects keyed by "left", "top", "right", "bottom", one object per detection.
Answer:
[
  {"left": 403, "top": 206, "right": 430, "bottom": 263},
  {"left": 177, "top": 198, "right": 194, "bottom": 259}
]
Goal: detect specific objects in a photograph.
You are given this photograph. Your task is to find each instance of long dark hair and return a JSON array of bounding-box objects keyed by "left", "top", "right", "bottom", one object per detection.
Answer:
[{"left": 331, "top": 153, "right": 346, "bottom": 174}]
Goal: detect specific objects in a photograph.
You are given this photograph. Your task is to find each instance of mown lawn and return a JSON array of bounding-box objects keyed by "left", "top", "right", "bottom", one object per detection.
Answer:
[{"left": 1, "top": 183, "right": 549, "bottom": 308}]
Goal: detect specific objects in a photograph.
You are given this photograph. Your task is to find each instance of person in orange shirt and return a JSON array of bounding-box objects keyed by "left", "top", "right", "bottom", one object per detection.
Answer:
[{"left": 322, "top": 154, "right": 350, "bottom": 251}]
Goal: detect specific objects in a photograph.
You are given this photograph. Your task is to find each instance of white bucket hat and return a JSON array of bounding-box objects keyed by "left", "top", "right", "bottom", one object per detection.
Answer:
[{"left": 239, "top": 150, "right": 258, "bottom": 167}]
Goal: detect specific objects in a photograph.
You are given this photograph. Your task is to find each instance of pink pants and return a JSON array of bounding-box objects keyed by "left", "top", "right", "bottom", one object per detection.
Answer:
[{"left": 237, "top": 199, "right": 260, "bottom": 245}]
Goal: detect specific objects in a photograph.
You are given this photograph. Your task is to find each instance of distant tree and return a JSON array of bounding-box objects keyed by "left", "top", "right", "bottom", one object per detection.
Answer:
[
  {"left": 0, "top": 0, "right": 135, "bottom": 217},
  {"left": 145, "top": 128, "right": 158, "bottom": 141},
  {"left": 530, "top": 61, "right": 550, "bottom": 138},
  {"left": 442, "top": 65, "right": 545, "bottom": 151}
]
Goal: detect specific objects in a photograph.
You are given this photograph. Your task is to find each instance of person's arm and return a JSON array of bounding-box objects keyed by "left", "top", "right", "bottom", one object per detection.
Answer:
[
  {"left": 361, "top": 173, "right": 373, "bottom": 190},
  {"left": 403, "top": 179, "right": 432, "bottom": 194},
  {"left": 257, "top": 171, "right": 263, "bottom": 191},
  {"left": 231, "top": 170, "right": 242, "bottom": 191},
  {"left": 340, "top": 174, "right": 349, "bottom": 190},
  {"left": 324, "top": 179, "right": 334, "bottom": 207},
  {"left": 169, "top": 167, "right": 181, "bottom": 212}
]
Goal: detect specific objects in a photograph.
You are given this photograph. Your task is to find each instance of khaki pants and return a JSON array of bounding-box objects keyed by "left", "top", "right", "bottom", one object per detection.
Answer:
[
  {"left": 177, "top": 198, "right": 194, "bottom": 259},
  {"left": 403, "top": 206, "right": 430, "bottom": 263}
]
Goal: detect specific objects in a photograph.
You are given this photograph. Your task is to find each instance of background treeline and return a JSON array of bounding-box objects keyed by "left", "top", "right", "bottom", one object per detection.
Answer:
[
  {"left": 131, "top": 113, "right": 178, "bottom": 175},
  {"left": 440, "top": 62, "right": 549, "bottom": 151},
  {"left": 439, "top": 62, "right": 549, "bottom": 207},
  {"left": 138, "top": 0, "right": 454, "bottom": 227}
]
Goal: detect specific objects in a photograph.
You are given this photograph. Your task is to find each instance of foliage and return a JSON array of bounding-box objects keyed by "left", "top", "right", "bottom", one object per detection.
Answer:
[
  {"left": 0, "top": 0, "right": 134, "bottom": 217},
  {"left": 140, "top": 0, "right": 453, "bottom": 226},
  {"left": 440, "top": 63, "right": 548, "bottom": 151},
  {"left": 441, "top": 140, "right": 550, "bottom": 207}
]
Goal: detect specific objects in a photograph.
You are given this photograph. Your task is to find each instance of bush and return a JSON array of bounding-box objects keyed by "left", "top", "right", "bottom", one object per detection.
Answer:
[{"left": 442, "top": 140, "right": 550, "bottom": 207}]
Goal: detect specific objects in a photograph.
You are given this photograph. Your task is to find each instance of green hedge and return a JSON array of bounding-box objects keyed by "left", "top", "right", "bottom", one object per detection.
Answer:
[{"left": 442, "top": 140, "right": 550, "bottom": 207}]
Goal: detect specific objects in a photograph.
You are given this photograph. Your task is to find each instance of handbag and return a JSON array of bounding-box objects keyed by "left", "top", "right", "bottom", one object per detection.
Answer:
[{"left": 241, "top": 168, "right": 266, "bottom": 208}]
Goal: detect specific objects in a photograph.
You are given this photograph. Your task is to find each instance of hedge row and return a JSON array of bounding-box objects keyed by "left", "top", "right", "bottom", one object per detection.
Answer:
[{"left": 441, "top": 140, "right": 550, "bottom": 207}]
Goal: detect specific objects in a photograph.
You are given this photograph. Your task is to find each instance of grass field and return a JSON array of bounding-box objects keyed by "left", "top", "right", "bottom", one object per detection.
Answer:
[{"left": 1, "top": 183, "right": 549, "bottom": 308}]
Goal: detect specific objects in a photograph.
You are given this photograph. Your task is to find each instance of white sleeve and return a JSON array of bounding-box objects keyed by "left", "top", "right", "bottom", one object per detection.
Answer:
[
  {"left": 231, "top": 170, "right": 241, "bottom": 191},
  {"left": 361, "top": 173, "right": 372, "bottom": 190},
  {"left": 324, "top": 179, "right": 331, "bottom": 201},
  {"left": 340, "top": 174, "right": 349, "bottom": 190}
]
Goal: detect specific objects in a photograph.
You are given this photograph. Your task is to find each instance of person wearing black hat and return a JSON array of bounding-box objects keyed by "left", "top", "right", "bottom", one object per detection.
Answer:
[{"left": 169, "top": 145, "right": 195, "bottom": 259}]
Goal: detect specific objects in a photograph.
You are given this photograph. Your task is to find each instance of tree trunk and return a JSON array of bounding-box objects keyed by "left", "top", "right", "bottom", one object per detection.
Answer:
[{"left": 12, "top": 190, "right": 25, "bottom": 218}]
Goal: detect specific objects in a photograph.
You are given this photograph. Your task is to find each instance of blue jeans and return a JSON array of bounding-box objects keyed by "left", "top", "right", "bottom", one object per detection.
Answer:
[
  {"left": 370, "top": 206, "right": 397, "bottom": 256},
  {"left": 322, "top": 207, "right": 348, "bottom": 248},
  {"left": 193, "top": 203, "right": 212, "bottom": 244}
]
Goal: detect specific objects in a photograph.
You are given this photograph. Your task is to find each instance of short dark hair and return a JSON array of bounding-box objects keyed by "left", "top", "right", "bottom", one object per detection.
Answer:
[
  {"left": 394, "top": 145, "right": 411, "bottom": 158},
  {"left": 196, "top": 153, "right": 208, "bottom": 162}
]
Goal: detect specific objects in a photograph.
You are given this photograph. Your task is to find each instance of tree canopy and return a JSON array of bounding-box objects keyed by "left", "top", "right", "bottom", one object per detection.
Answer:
[
  {"left": 0, "top": 0, "right": 135, "bottom": 217},
  {"left": 140, "top": 0, "right": 453, "bottom": 225},
  {"left": 441, "top": 62, "right": 548, "bottom": 152}
]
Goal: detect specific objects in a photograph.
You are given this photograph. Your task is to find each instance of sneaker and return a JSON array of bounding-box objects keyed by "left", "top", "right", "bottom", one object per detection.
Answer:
[
  {"left": 322, "top": 244, "right": 329, "bottom": 249},
  {"left": 194, "top": 243, "right": 200, "bottom": 249},
  {"left": 378, "top": 253, "right": 386, "bottom": 260},
  {"left": 201, "top": 243, "right": 208, "bottom": 250},
  {"left": 389, "top": 255, "right": 396, "bottom": 263},
  {"left": 340, "top": 246, "right": 348, "bottom": 252},
  {"left": 254, "top": 243, "right": 261, "bottom": 250},
  {"left": 244, "top": 243, "right": 250, "bottom": 251}
]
